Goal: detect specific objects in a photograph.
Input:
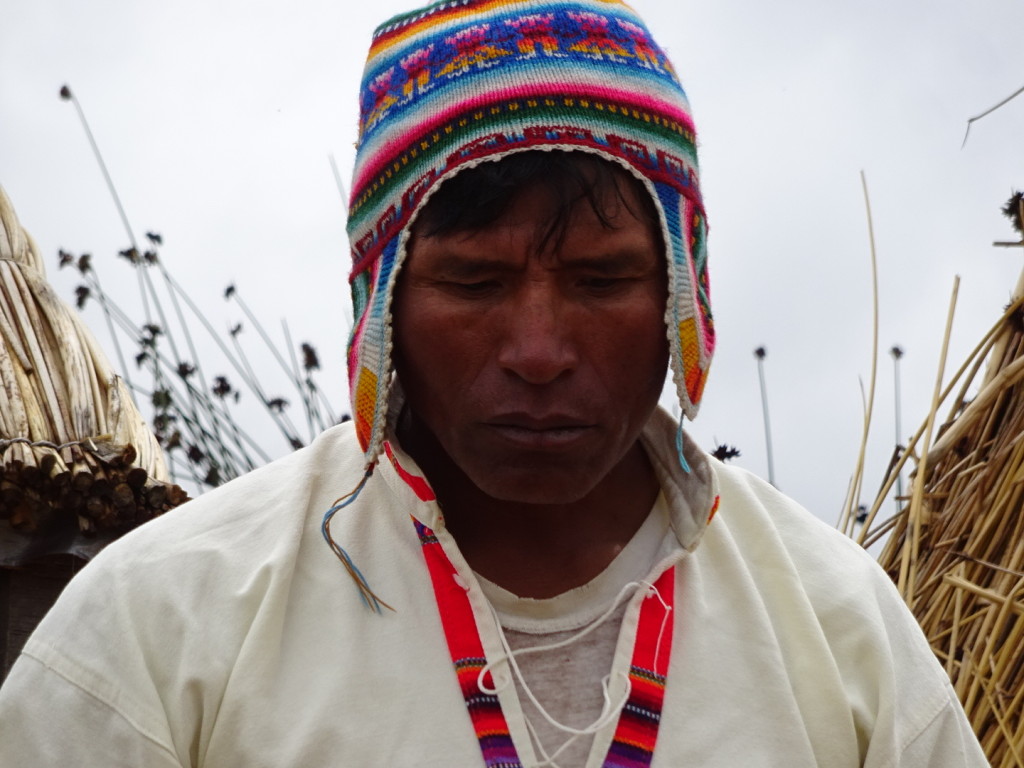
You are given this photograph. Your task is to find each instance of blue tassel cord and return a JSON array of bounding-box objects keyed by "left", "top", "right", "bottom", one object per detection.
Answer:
[{"left": 321, "top": 468, "right": 394, "bottom": 613}]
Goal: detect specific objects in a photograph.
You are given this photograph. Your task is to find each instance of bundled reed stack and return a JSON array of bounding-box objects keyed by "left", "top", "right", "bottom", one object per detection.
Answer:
[
  {"left": 0, "top": 184, "right": 187, "bottom": 568},
  {"left": 854, "top": 240, "right": 1024, "bottom": 763}
]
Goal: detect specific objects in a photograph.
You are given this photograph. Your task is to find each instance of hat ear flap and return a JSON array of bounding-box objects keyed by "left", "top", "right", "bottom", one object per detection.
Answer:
[{"left": 652, "top": 181, "right": 713, "bottom": 419}]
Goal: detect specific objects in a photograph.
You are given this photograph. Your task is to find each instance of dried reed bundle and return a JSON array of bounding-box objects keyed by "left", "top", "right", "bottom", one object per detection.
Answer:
[
  {"left": 852, "top": 259, "right": 1024, "bottom": 766},
  {"left": 0, "top": 185, "right": 187, "bottom": 565}
]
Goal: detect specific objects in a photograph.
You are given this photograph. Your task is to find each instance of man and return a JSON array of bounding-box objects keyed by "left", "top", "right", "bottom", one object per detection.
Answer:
[{"left": 0, "top": 1, "right": 988, "bottom": 766}]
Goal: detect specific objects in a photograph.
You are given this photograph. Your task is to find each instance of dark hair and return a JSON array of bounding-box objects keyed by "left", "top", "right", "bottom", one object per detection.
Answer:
[{"left": 412, "top": 150, "right": 659, "bottom": 253}]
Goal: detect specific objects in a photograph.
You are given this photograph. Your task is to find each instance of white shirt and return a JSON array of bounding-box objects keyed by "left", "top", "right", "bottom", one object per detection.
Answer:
[{"left": 0, "top": 409, "right": 989, "bottom": 766}]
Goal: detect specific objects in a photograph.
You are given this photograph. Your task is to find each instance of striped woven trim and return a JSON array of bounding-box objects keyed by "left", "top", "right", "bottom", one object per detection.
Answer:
[
  {"left": 414, "top": 517, "right": 676, "bottom": 767},
  {"left": 350, "top": 91, "right": 697, "bottom": 246},
  {"left": 415, "top": 519, "right": 523, "bottom": 767},
  {"left": 352, "top": 86, "right": 695, "bottom": 222},
  {"left": 602, "top": 566, "right": 674, "bottom": 768}
]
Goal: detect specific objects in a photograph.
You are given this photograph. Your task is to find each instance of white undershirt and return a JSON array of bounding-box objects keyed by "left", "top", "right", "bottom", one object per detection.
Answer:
[{"left": 476, "top": 494, "right": 672, "bottom": 768}]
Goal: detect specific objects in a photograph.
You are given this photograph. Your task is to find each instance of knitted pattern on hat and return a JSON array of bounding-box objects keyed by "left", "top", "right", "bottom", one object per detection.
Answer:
[{"left": 347, "top": 0, "right": 713, "bottom": 467}]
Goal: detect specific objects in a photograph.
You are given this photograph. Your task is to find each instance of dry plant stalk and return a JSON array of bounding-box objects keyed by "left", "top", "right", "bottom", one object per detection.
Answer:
[
  {"left": 0, "top": 185, "right": 187, "bottom": 564},
  {"left": 853, "top": 265, "right": 1024, "bottom": 767},
  {"left": 838, "top": 173, "right": 881, "bottom": 533}
]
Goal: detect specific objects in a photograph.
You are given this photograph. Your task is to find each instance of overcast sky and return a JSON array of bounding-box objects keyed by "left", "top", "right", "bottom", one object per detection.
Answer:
[{"left": 2, "top": 0, "right": 1023, "bottom": 525}]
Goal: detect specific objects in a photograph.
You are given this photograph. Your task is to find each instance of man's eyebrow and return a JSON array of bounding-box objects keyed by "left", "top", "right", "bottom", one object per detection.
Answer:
[
  {"left": 416, "top": 250, "right": 658, "bottom": 276},
  {"left": 559, "top": 250, "right": 660, "bottom": 273},
  {"left": 424, "top": 254, "right": 516, "bottom": 277}
]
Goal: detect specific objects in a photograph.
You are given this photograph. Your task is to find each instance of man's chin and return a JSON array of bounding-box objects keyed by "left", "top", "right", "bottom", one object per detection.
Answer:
[{"left": 461, "top": 463, "right": 604, "bottom": 507}]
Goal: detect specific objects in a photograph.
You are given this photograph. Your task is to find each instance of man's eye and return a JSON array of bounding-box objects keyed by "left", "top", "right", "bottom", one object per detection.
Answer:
[
  {"left": 447, "top": 280, "right": 500, "bottom": 297},
  {"left": 579, "top": 276, "right": 624, "bottom": 292}
]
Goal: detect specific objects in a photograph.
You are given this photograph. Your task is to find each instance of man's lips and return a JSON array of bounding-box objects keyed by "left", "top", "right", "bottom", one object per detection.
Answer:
[
  {"left": 486, "top": 413, "right": 592, "bottom": 430},
  {"left": 483, "top": 414, "right": 595, "bottom": 449}
]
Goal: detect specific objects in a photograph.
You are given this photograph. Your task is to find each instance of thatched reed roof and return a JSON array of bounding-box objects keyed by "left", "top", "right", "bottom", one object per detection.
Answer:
[
  {"left": 854, "top": 260, "right": 1024, "bottom": 766},
  {"left": 0, "top": 185, "right": 187, "bottom": 566}
]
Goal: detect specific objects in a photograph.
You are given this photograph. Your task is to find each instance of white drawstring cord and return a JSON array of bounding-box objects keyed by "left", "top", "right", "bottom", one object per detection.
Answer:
[
  {"left": 648, "top": 583, "right": 672, "bottom": 673},
  {"left": 477, "top": 578, "right": 668, "bottom": 754}
]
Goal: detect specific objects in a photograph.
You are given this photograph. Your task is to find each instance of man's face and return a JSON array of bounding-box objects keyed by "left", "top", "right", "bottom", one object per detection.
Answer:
[{"left": 392, "top": 171, "right": 668, "bottom": 506}]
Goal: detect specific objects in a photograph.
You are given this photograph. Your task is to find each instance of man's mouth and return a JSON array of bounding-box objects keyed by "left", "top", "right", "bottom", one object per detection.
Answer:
[{"left": 484, "top": 415, "right": 595, "bottom": 448}]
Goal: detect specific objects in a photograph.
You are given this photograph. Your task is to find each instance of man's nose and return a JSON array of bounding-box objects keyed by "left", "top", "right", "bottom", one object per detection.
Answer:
[{"left": 496, "top": 280, "right": 579, "bottom": 384}]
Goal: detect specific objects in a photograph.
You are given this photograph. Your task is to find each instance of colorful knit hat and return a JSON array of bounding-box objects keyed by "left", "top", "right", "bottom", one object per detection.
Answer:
[{"left": 347, "top": 0, "right": 713, "bottom": 468}]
